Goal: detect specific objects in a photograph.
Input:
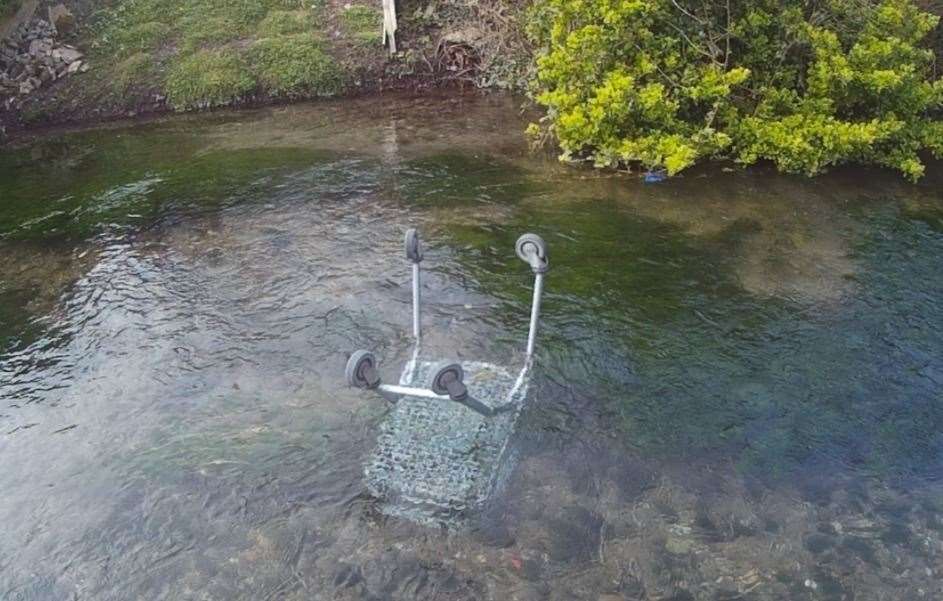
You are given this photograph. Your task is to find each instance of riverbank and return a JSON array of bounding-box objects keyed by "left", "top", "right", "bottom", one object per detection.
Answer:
[{"left": 0, "top": 0, "right": 531, "bottom": 138}]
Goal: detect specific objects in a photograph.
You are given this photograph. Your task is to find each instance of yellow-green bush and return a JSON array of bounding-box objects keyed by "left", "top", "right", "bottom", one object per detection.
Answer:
[{"left": 528, "top": 0, "right": 943, "bottom": 179}]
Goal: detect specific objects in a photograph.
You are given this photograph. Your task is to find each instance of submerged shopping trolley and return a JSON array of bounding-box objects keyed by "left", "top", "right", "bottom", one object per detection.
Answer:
[{"left": 345, "top": 229, "right": 549, "bottom": 523}]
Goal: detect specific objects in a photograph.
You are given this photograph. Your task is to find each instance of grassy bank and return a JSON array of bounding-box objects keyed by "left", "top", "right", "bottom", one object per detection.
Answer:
[
  {"left": 89, "top": 0, "right": 381, "bottom": 109},
  {"left": 1, "top": 0, "right": 403, "bottom": 129},
  {"left": 0, "top": 0, "right": 538, "bottom": 132}
]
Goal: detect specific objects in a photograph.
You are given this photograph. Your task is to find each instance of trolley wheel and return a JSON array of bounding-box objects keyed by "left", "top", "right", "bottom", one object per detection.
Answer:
[
  {"left": 515, "top": 233, "right": 548, "bottom": 272},
  {"left": 346, "top": 350, "right": 380, "bottom": 389},
  {"left": 405, "top": 228, "right": 423, "bottom": 263},
  {"left": 430, "top": 362, "right": 466, "bottom": 399}
]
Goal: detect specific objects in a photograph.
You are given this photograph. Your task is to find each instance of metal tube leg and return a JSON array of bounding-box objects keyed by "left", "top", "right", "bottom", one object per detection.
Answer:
[
  {"left": 526, "top": 273, "right": 544, "bottom": 359},
  {"left": 412, "top": 262, "right": 421, "bottom": 341}
]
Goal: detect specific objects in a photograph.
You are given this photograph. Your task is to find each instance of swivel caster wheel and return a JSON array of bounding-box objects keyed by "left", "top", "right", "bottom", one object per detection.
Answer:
[
  {"left": 405, "top": 228, "right": 423, "bottom": 263},
  {"left": 346, "top": 350, "right": 381, "bottom": 389},
  {"left": 516, "top": 233, "right": 548, "bottom": 273},
  {"left": 430, "top": 362, "right": 467, "bottom": 401}
]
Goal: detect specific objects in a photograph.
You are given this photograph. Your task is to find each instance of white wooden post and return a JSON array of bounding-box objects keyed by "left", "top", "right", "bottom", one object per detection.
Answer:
[{"left": 382, "top": 0, "right": 397, "bottom": 54}]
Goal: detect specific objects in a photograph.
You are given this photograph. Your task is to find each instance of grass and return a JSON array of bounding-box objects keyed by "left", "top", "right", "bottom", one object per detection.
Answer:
[
  {"left": 165, "top": 49, "right": 257, "bottom": 109},
  {"left": 112, "top": 52, "right": 156, "bottom": 93},
  {"left": 250, "top": 34, "right": 342, "bottom": 97},
  {"left": 179, "top": 15, "right": 246, "bottom": 52},
  {"left": 340, "top": 4, "right": 382, "bottom": 44},
  {"left": 109, "top": 21, "right": 172, "bottom": 56},
  {"left": 84, "top": 0, "right": 352, "bottom": 111},
  {"left": 256, "top": 9, "right": 320, "bottom": 36}
]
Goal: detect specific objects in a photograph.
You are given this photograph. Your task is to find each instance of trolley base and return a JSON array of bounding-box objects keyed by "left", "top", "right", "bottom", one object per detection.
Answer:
[{"left": 364, "top": 360, "right": 528, "bottom": 524}]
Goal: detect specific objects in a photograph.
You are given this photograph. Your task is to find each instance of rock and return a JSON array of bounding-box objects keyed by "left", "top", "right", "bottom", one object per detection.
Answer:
[
  {"left": 56, "top": 47, "right": 82, "bottom": 64},
  {"left": 48, "top": 5, "right": 76, "bottom": 36},
  {"left": 28, "top": 39, "right": 51, "bottom": 57},
  {"left": 66, "top": 59, "right": 83, "bottom": 74},
  {"left": 19, "top": 80, "right": 34, "bottom": 95}
]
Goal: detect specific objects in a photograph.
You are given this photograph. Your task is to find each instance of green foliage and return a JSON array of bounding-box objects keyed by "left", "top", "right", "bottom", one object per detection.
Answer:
[
  {"left": 249, "top": 34, "right": 343, "bottom": 97},
  {"left": 165, "top": 49, "right": 257, "bottom": 109},
  {"left": 528, "top": 0, "right": 943, "bottom": 179},
  {"left": 340, "top": 4, "right": 382, "bottom": 43}
]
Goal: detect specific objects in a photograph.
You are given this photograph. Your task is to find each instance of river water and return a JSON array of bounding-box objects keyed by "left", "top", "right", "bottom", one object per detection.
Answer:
[{"left": 1, "top": 93, "right": 942, "bottom": 600}]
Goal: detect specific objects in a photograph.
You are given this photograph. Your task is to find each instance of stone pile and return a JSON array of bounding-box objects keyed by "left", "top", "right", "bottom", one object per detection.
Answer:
[{"left": 1, "top": 13, "right": 86, "bottom": 109}]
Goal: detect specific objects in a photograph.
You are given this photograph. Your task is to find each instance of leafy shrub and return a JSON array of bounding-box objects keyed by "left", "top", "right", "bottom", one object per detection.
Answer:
[
  {"left": 249, "top": 34, "right": 343, "bottom": 97},
  {"left": 527, "top": 0, "right": 943, "bottom": 179},
  {"left": 165, "top": 49, "right": 257, "bottom": 109}
]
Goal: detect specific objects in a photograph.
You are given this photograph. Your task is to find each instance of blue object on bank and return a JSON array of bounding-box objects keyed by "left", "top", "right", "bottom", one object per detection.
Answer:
[{"left": 644, "top": 170, "right": 667, "bottom": 183}]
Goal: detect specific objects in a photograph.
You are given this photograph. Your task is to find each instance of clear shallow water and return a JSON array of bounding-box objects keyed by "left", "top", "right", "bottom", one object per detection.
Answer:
[{"left": 1, "top": 93, "right": 942, "bottom": 600}]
